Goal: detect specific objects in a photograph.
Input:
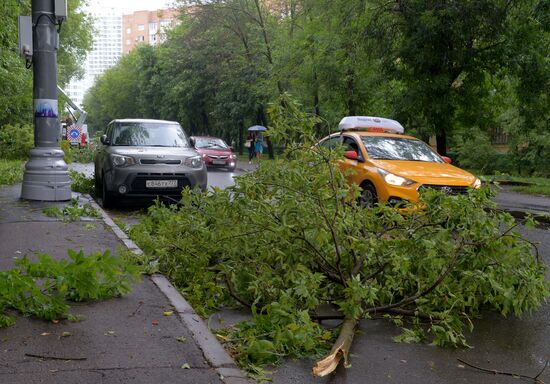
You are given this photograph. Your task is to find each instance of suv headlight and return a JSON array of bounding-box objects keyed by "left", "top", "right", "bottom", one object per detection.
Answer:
[
  {"left": 378, "top": 168, "right": 416, "bottom": 187},
  {"left": 111, "top": 154, "right": 136, "bottom": 167},
  {"left": 184, "top": 155, "right": 203, "bottom": 169}
]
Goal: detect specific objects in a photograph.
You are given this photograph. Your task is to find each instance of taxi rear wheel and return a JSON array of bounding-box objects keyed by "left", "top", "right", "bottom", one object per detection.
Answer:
[{"left": 359, "top": 183, "right": 377, "bottom": 208}]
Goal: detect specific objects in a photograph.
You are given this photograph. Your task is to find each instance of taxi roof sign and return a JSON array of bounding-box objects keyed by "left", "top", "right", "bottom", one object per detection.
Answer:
[{"left": 338, "top": 116, "right": 404, "bottom": 134}]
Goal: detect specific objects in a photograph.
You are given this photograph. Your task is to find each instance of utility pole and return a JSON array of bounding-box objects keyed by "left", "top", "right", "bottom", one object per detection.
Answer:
[{"left": 21, "top": 0, "right": 71, "bottom": 201}]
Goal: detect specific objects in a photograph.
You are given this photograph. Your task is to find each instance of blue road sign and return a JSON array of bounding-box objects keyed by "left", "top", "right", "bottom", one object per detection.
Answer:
[{"left": 69, "top": 128, "right": 80, "bottom": 139}]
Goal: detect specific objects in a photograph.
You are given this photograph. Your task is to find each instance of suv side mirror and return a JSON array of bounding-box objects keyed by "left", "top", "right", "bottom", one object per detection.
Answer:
[
  {"left": 100, "top": 134, "right": 110, "bottom": 145},
  {"left": 189, "top": 137, "right": 196, "bottom": 147}
]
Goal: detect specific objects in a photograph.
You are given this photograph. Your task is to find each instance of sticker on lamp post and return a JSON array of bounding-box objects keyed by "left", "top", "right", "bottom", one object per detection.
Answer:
[{"left": 34, "top": 99, "right": 58, "bottom": 118}]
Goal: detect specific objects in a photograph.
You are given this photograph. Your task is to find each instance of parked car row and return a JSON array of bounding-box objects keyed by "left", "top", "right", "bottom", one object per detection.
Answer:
[{"left": 93, "top": 116, "right": 479, "bottom": 208}]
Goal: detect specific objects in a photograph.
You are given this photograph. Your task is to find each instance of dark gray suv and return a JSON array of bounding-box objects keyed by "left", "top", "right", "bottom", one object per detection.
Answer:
[{"left": 94, "top": 119, "right": 207, "bottom": 207}]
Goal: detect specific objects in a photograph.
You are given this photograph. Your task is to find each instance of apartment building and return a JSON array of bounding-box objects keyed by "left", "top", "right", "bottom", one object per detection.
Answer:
[
  {"left": 122, "top": 9, "right": 179, "bottom": 55},
  {"left": 65, "top": 4, "right": 122, "bottom": 107}
]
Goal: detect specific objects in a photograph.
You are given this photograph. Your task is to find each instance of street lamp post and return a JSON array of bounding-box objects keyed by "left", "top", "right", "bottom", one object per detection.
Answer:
[{"left": 21, "top": 0, "right": 71, "bottom": 201}]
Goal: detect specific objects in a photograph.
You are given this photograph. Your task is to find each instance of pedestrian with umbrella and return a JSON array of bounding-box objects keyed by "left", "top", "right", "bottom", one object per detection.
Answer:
[
  {"left": 245, "top": 132, "right": 256, "bottom": 164},
  {"left": 248, "top": 125, "right": 267, "bottom": 162}
]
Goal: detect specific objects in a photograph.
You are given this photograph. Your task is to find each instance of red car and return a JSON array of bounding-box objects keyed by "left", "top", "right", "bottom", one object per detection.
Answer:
[{"left": 191, "top": 136, "right": 237, "bottom": 171}]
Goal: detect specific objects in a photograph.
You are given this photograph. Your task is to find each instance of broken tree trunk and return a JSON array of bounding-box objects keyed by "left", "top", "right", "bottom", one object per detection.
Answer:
[{"left": 312, "top": 317, "right": 358, "bottom": 377}]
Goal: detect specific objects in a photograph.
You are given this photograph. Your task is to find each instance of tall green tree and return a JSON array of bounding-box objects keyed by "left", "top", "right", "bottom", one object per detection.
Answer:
[
  {"left": 0, "top": 1, "right": 33, "bottom": 126},
  {"left": 369, "top": 0, "right": 536, "bottom": 155},
  {"left": 0, "top": 0, "right": 93, "bottom": 128},
  {"left": 83, "top": 0, "right": 548, "bottom": 169},
  {"left": 504, "top": 0, "right": 550, "bottom": 175}
]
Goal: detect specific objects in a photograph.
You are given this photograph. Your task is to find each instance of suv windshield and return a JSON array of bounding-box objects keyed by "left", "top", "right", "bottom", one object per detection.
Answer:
[
  {"left": 112, "top": 122, "right": 189, "bottom": 147},
  {"left": 361, "top": 136, "right": 443, "bottom": 162},
  {"left": 194, "top": 137, "right": 229, "bottom": 149}
]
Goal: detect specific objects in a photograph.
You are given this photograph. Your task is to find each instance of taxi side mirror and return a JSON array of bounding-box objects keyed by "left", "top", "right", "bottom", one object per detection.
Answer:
[
  {"left": 344, "top": 150, "right": 358, "bottom": 160},
  {"left": 441, "top": 156, "right": 452, "bottom": 164}
]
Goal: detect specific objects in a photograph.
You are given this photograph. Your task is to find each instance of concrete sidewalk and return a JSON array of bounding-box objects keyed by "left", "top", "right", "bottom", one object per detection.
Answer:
[{"left": 0, "top": 184, "right": 249, "bottom": 384}]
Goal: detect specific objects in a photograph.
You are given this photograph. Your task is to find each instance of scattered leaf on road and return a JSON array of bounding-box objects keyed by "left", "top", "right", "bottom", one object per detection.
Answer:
[
  {"left": 152, "top": 320, "right": 159, "bottom": 326},
  {"left": 176, "top": 336, "right": 187, "bottom": 343},
  {"left": 216, "top": 334, "right": 230, "bottom": 342},
  {"left": 61, "top": 332, "right": 72, "bottom": 337},
  {"left": 181, "top": 363, "right": 190, "bottom": 369},
  {"left": 40, "top": 332, "right": 50, "bottom": 336},
  {"left": 163, "top": 311, "right": 174, "bottom": 316}
]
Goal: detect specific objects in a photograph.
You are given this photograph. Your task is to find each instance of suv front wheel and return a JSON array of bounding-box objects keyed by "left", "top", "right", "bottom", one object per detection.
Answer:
[{"left": 101, "top": 175, "right": 114, "bottom": 209}]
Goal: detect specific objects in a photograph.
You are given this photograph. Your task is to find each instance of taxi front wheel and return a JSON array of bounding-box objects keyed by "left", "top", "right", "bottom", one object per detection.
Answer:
[{"left": 359, "top": 183, "right": 377, "bottom": 208}]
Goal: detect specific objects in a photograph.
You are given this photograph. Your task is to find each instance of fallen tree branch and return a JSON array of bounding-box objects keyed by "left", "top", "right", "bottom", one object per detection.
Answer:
[
  {"left": 364, "top": 245, "right": 464, "bottom": 315},
  {"left": 25, "top": 353, "right": 87, "bottom": 361},
  {"left": 381, "top": 307, "right": 435, "bottom": 321},
  {"left": 312, "top": 317, "right": 357, "bottom": 377},
  {"left": 224, "top": 275, "right": 252, "bottom": 309},
  {"left": 457, "top": 358, "right": 547, "bottom": 383}
]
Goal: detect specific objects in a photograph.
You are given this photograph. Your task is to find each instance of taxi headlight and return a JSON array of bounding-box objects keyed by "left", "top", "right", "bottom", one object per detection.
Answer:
[
  {"left": 473, "top": 178, "right": 482, "bottom": 189},
  {"left": 184, "top": 155, "right": 203, "bottom": 169},
  {"left": 378, "top": 168, "right": 416, "bottom": 187},
  {"left": 111, "top": 154, "right": 136, "bottom": 167}
]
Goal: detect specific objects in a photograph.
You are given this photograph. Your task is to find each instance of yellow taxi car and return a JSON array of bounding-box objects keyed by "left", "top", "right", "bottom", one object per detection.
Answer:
[{"left": 318, "top": 116, "right": 481, "bottom": 207}]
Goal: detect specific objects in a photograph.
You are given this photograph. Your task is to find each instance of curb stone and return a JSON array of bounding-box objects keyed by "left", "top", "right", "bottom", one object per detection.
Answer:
[{"left": 87, "top": 196, "right": 254, "bottom": 384}]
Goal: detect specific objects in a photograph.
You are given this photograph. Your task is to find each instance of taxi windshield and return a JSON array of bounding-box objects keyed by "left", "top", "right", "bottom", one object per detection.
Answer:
[{"left": 361, "top": 136, "right": 443, "bottom": 162}]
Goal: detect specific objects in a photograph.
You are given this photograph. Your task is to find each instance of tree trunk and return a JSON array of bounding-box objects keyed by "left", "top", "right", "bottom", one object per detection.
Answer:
[
  {"left": 253, "top": 0, "right": 283, "bottom": 94},
  {"left": 238, "top": 121, "right": 244, "bottom": 155},
  {"left": 436, "top": 129, "right": 447, "bottom": 156},
  {"left": 312, "top": 317, "right": 357, "bottom": 377},
  {"left": 200, "top": 110, "right": 210, "bottom": 135},
  {"left": 257, "top": 107, "right": 274, "bottom": 159},
  {"left": 313, "top": 70, "right": 322, "bottom": 137}
]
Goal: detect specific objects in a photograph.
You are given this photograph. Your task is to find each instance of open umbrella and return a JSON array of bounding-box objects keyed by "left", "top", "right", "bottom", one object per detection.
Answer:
[{"left": 248, "top": 125, "right": 267, "bottom": 132}]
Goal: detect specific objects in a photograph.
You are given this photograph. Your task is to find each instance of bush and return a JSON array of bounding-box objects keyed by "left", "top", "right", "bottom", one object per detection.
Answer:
[
  {"left": 453, "top": 129, "right": 500, "bottom": 173},
  {"left": 69, "top": 170, "right": 96, "bottom": 196},
  {"left": 61, "top": 140, "right": 96, "bottom": 164},
  {"left": 60, "top": 140, "right": 73, "bottom": 163},
  {"left": 0, "top": 159, "right": 24, "bottom": 185},
  {"left": 0, "top": 124, "right": 33, "bottom": 160}
]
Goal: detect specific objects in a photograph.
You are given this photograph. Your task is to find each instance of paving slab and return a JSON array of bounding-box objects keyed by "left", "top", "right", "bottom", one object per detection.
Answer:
[{"left": 0, "top": 184, "right": 248, "bottom": 384}]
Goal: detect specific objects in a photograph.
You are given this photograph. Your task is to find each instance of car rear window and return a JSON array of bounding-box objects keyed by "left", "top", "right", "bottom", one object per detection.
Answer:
[
  {"left": 112, "top": 122, "right": 190, "bottom": 147},
  {"left": 361, "top": 136, "right": 443, "bottom": 162}
]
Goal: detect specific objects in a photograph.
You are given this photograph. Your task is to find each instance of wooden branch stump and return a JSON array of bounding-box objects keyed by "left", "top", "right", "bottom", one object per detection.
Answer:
[{"left": 312, "top": 317, "right": 357, "bottom": 377}]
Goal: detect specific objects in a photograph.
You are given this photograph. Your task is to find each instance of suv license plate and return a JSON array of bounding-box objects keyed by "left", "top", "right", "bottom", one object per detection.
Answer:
[
  {"left": 146, "top": 180, "right": 178, "bottom": 188},
  {"left": 212, "top": 160, "right": 226, "bottom": 165}
]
